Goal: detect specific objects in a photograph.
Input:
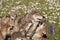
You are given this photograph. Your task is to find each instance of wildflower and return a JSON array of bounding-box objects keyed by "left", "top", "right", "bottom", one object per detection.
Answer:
[{"left": 49, "top": 23, "right": 54, "bottom": 34}]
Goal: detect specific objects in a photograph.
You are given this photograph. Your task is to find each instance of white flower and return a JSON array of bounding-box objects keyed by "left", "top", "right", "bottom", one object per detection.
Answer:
[
  {"left": 58, "top": 23, "right": 60, "bottom": 25},
  {"left": 42, "top": 11, "right": 45, "bottom": 14},
  {"left": 52, "top": 13, "right": 55, "bottom": 15},
  {"left": 49, "top": 20, "right": 56, "bottom": 23},
  {"left": 6, "top": 0, "right": 9, "bottom": 1},
  {"left": 49, "top": 6, "right": 53, "bottom": 9},
  {"left": 45, "top": 0, "right": 50, "bottom": 2},
  {"left": 49, "top": 20, "right": 52, "bottom": 23},
  {"left": 36, "top": 8, "right": 39, "bottom": 9},
  {"left": 16, "top": 6, "right": 21, "bottom": 9},
  {"left": 56, "top": 8, "right": 60, "bottom": 11},
  {"left": 0, "top": 1, "right": 2, "bottom": 5},
  {"left": 54, "top": 16, "right": 57, "bottom": 19},
  {"left": 16, "top": 1, "right": 21, "bottom": 4},
  {"left": 57, "top": 13, "right": 59, "bottom": 16},
  {"left": 50, "top": 0, "right": 54, "bottom": 3},
  {"left": 11, "top": 9, "right": 15, "bottom": 12},
  {"left": 52, "top": 21, "right": 56, "bottom": 23},
  {"left": 1, "top": 11, "right": 4, "bottom": 14},
  {"left": 44, "top": 7, "right": 48, "bottom": 10},
  {"left": 36, "top": 2, "right": 39, "bottom": 5}
]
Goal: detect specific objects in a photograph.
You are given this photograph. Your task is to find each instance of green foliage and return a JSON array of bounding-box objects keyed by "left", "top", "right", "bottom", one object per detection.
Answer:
[{"left": 0, "top": 0, "right": 60, "bottom": 40}]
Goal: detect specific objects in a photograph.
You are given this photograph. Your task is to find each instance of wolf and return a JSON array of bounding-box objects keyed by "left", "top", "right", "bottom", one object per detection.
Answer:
[{"left": 11, "top": 9, "right": 47, "bottom": 40}]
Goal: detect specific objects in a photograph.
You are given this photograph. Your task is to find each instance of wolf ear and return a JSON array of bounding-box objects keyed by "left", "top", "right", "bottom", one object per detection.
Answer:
[
  {"left": 27, "top": 9, "right": 39, "bottom": 14},
  {"left": 27, "top": 10, "right": 32, "bottom": 14}
]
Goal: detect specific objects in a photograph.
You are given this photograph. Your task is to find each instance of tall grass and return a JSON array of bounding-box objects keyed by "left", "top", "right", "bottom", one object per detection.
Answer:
[{"left": 0, "top": 0, "right": 60, "bottom": 40}]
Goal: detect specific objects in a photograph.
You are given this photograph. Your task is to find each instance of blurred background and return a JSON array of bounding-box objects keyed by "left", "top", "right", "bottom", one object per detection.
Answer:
[{"left": 0, "top": 0, "right": 60, "bottom": 40}]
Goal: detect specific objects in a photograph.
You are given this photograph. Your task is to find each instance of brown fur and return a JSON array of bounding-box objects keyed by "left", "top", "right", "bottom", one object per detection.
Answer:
[{"left": 0, "top": 10, "right": 47, "bottom": 40}]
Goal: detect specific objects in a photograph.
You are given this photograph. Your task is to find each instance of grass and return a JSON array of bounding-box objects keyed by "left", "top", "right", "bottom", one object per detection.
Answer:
[{"left": 0, "top": 0, "right": 60, "bottom": 40}]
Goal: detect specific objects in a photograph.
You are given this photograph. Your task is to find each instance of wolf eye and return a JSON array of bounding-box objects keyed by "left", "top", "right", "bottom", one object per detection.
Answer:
[
  {"left": 39, "top": 21, "right": 43, "bottom": 25},
  {"left": 42, "top": 34, "right": 47, "bottom": 38},
  {"left": 10, "top": 26, "right": 14, "bottom": 30},
  {"left": 43, "top": 16, "right": 45, "bottom": 18}
]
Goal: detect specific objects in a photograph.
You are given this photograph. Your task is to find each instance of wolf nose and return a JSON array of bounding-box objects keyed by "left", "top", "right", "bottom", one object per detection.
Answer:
[
  {"left": 37, "top": 18, "right": 41, "bottom": 20},
  {"left": 43, "top": 16, "right": 45, "bottom": 18},
  {"left": 38, "top": 19, "right": 41, "bottom": 20}
]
